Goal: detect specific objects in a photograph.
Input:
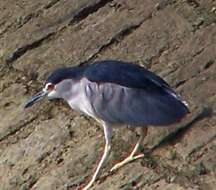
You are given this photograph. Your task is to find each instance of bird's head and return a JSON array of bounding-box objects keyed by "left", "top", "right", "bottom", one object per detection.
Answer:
[
  {"left": 24, "top": 81, "right": 63, "bottom": 109},
  {"left": 24, "top": 66, "right": 87, "bottom": 108}
]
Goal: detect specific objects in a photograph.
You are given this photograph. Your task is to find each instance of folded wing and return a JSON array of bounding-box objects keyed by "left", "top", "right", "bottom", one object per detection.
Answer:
[{"left": 84, "top": 81, "right": 189, "bottom": 126}]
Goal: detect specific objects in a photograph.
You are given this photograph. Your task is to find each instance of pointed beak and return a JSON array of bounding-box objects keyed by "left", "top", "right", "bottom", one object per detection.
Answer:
[{"left": 24, "top": 90, "right": 47, "bottom": 108}]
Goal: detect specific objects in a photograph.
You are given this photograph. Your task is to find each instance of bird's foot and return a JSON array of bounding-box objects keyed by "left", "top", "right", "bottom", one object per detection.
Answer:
[{"left": 110, "top": 153, "right": 144, "bottom": 172}]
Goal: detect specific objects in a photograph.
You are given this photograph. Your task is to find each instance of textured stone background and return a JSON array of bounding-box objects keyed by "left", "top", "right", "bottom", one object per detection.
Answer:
[{"left": 0, "top": 0, "right": 216, "bottom": 189}]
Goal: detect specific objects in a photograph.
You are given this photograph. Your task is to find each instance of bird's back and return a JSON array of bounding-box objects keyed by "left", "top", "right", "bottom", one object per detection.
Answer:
[{"left": 84, "top": 60, "right": 170, "bottom": 92}]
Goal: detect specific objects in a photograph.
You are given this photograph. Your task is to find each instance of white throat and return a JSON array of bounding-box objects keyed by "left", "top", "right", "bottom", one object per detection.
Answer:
[{"left": 61, "top": 78, "right": 95, "bottom": 118}]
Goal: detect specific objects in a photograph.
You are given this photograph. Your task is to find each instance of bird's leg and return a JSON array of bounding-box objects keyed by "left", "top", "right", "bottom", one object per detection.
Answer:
[
  {"left": 110, "top": 127, "right": 147, "bottom": 172},
  {"left": 83, "top": 122, "right": 112, "bottom": 190}
]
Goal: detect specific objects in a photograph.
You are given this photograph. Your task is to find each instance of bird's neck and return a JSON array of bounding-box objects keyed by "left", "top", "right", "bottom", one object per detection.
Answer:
[{"left": 64, "top": 79, "right": 94, "bottom": 117}]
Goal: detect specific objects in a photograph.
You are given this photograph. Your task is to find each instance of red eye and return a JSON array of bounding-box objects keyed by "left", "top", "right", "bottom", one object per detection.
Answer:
[{"left": 46, "top": 83, "right": 54, "bottom": 91}]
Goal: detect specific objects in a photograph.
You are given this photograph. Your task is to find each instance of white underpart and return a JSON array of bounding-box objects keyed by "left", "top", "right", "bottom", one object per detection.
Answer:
[{"left": 52, "top": 78, "right": 96, "bottom": 119}]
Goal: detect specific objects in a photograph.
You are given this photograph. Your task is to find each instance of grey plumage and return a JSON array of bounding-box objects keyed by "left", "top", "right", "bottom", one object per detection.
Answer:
[
  {"left": 84, "top": 78, "right": 188, "bottom": 126},
  {"left": 24, "top": 60, "right": 189, "bottom": 190}
]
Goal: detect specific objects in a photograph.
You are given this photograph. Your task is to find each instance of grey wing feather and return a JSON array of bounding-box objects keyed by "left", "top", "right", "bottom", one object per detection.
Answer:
[{"left": 85, "top": 81, "right": 188, "bottom": 126}]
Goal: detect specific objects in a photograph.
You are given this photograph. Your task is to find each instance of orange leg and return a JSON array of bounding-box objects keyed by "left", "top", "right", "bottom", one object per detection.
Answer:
[{"left": 110, "top": 127, "right": 147, "bottom": 172}]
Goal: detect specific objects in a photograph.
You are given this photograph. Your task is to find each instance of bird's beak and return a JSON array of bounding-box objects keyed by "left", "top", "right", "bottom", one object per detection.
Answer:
[{"left": 24, "top": 90, "right": 47, "bottom": 108}]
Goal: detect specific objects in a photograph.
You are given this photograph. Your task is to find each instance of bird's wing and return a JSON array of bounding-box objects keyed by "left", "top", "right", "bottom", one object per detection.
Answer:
[
  {"left": 84, "top": 60, "right": 172, "bottom": 93},
  {"left": 84, "top": 80, "right": 189, "bottom": 127}
]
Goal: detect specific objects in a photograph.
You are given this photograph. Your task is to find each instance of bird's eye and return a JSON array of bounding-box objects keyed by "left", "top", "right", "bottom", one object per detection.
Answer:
[{"left": 46, "top": 83, "right": 54, "bottom": 91}]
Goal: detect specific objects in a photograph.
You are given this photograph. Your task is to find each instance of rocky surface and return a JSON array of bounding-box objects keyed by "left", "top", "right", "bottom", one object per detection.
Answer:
[{"left": 0, "top": 0, "right": 216, "bottom": 189}]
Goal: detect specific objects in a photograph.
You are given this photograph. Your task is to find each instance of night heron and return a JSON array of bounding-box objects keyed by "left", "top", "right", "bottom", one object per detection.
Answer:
[{"left": 24, "top": 60, "right": 189, "bottom": 190}]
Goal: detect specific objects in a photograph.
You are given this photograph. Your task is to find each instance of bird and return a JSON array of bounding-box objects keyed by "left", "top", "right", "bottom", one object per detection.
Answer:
[{"left": 24, "top": 60, "right": 189, "bottom": 190}]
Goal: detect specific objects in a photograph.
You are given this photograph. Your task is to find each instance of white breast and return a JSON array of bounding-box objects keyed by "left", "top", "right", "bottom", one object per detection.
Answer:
[{"left": 65, "top": 78, "right": 96, "bottom": 118}]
